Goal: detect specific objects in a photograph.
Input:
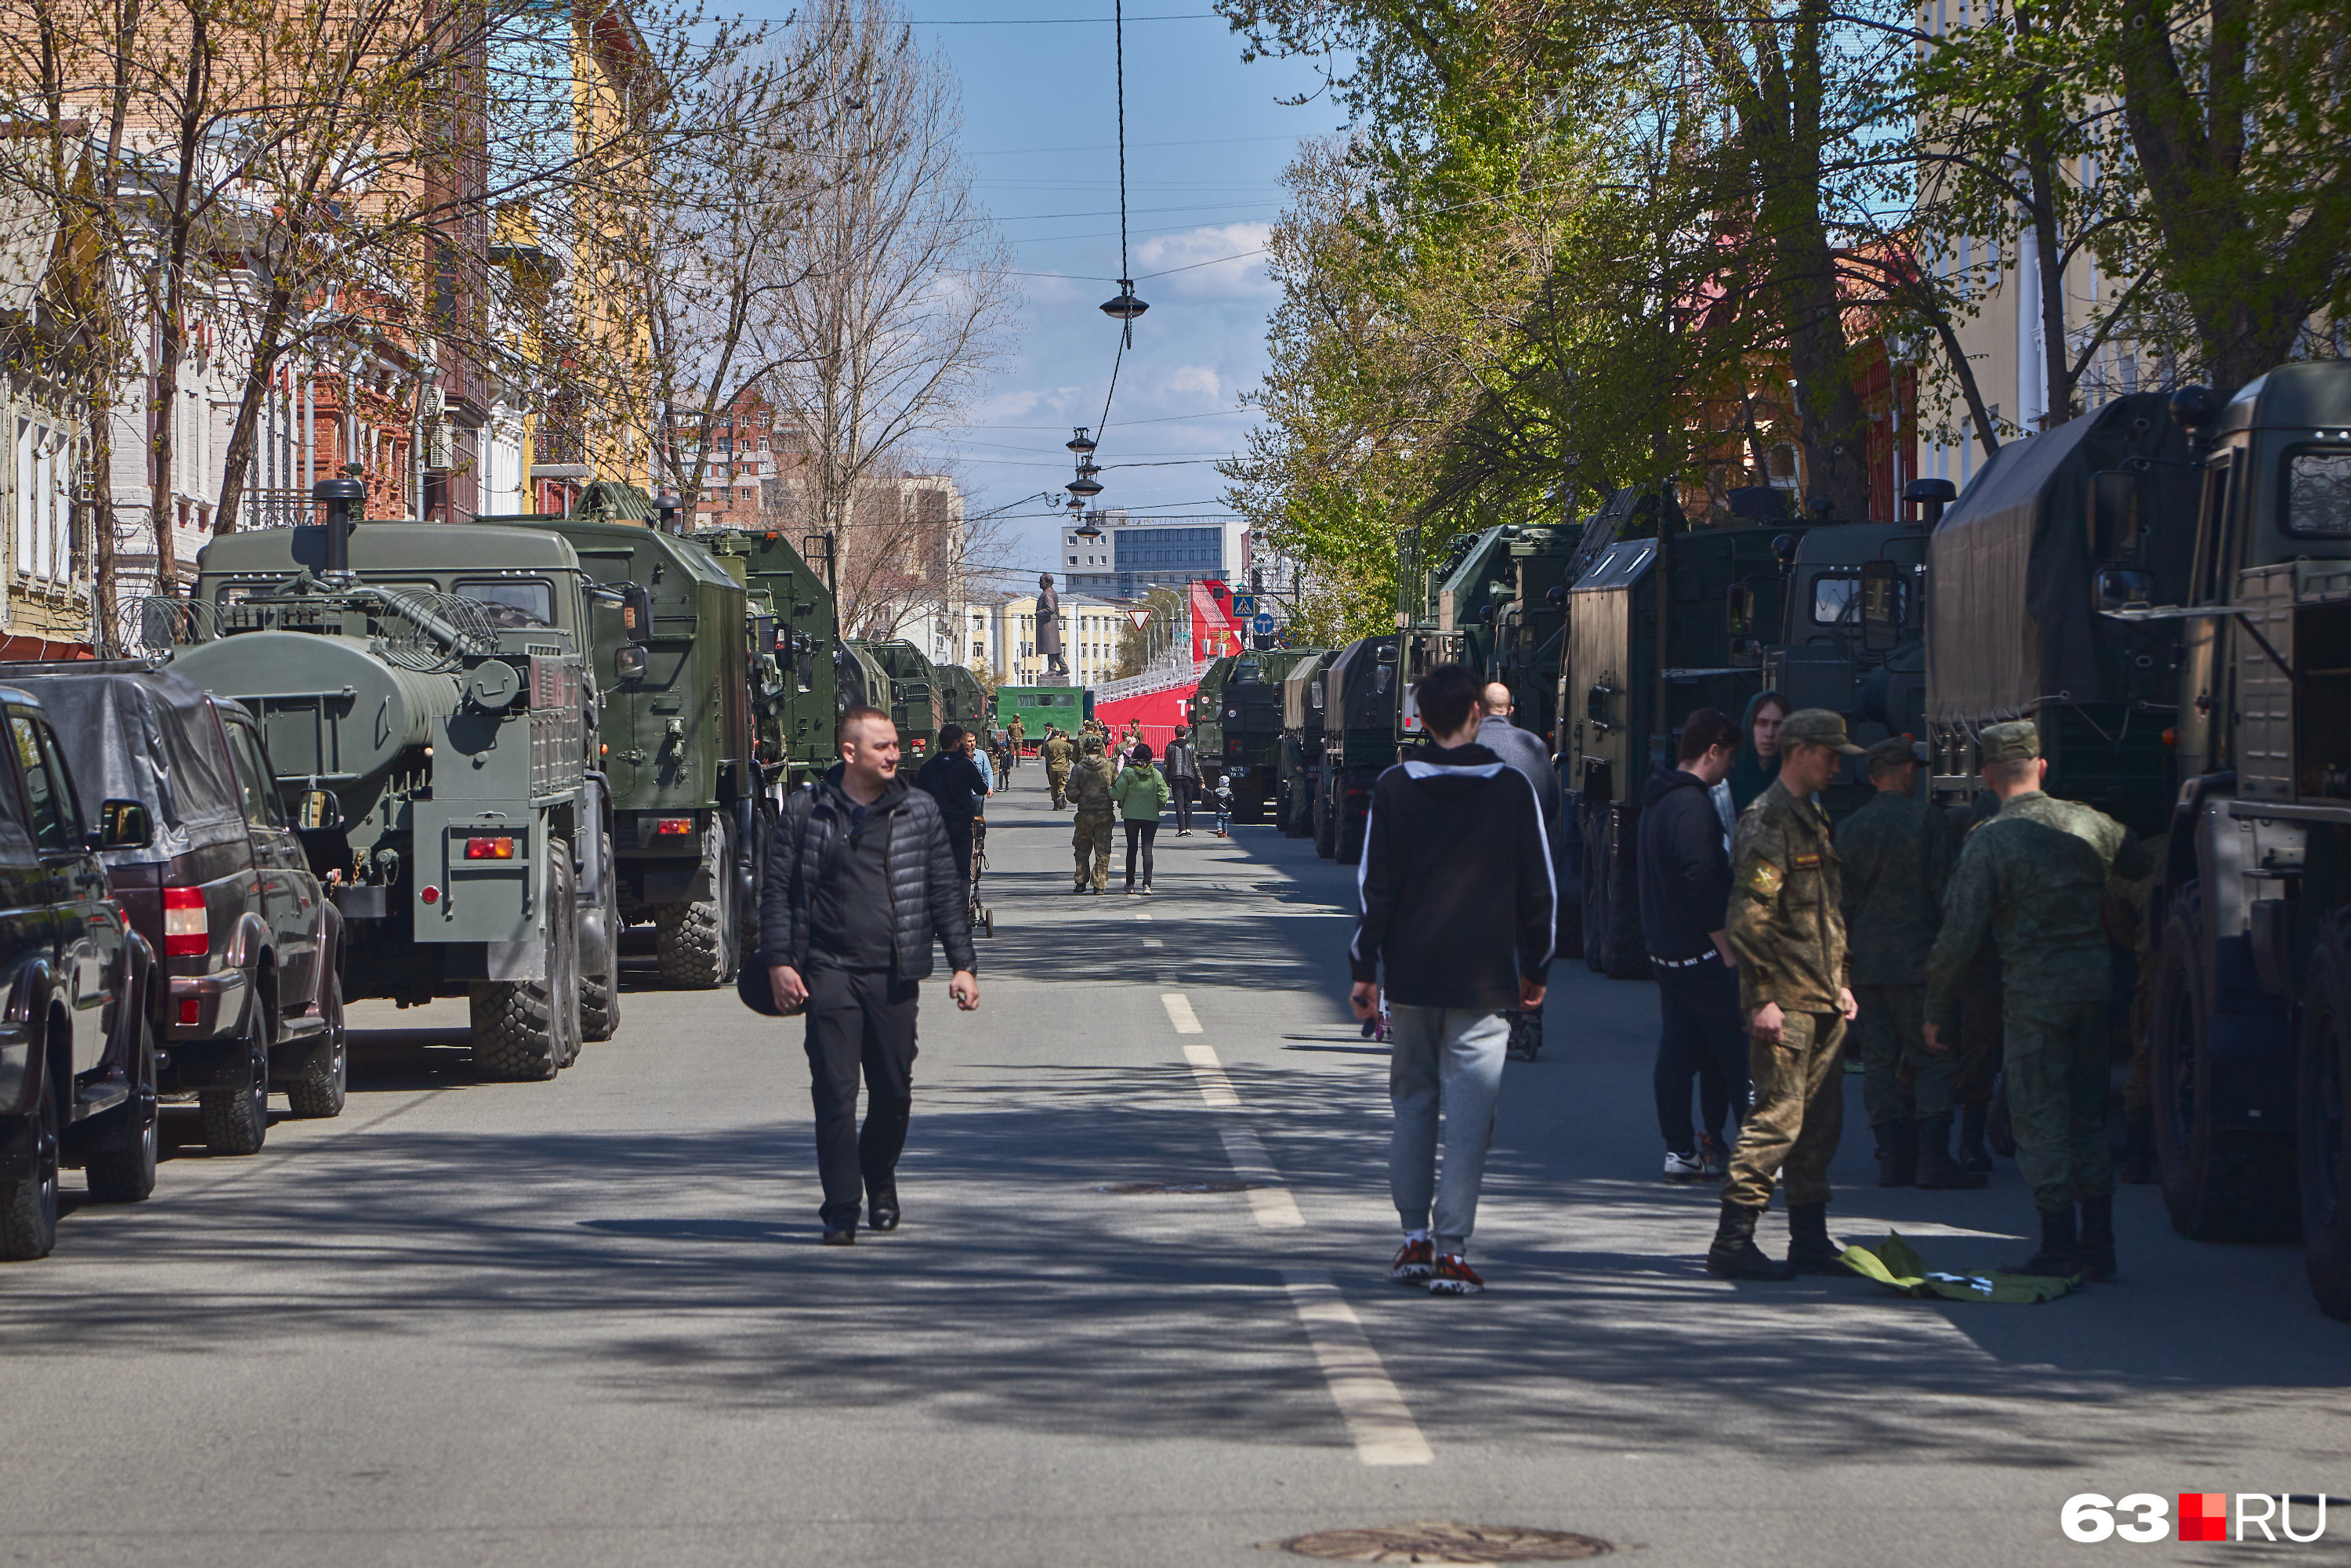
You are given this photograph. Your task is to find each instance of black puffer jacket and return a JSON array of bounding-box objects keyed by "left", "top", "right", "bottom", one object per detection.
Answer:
[
  {"left": 758, "top": 766, "right": 976, "bottom": 979},
  {"left": 1636, "top": 762, "right": 1731, "bottom": 964}
]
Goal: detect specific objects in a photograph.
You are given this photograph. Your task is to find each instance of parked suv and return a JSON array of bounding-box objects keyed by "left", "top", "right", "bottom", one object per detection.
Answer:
[
  {"left": 12, "top": 664, "right": 342, "bottom": 1157},
  {"left": 0, "top": 685, "right": 161, "bottom": 1260}
]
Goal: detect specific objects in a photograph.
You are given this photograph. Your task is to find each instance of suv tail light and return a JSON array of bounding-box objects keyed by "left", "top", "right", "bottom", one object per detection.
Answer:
[{"left": 162, "top": 886, "right": 208, "bottom": 957}]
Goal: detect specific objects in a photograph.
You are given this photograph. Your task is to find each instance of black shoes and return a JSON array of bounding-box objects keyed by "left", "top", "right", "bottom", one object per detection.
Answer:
[
  {"left": 822, "top": 1227, "right": 856, "bottom": 1246},
  {"left": 1706, "top": 1200, "right": 1792, "bottom": 1280},
  {"left": 868, "top": 1198, "right": 901, "bottom": 1233},
  {"left": 2011, "top": 1204, "right": 2083, "bottom": 1276},
  {"left": 1875, "top": 1117, "right": 1918, "bottom": 1187},
  {"left": 2078, "top": 1193, "right": 2117, "bottom": 1281},
  {"left": 1958, "top": 1103, "right": 1994, "bottom": 1172},
  {"left": 1785, "top": 1202, "right": 1847, "bottom": 1275},
  {"left": 1915, "top": 1114, "right": 1988, "bottom": 1190}
]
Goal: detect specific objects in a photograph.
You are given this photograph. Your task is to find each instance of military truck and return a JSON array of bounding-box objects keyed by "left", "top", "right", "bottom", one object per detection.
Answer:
[
  {"left": 472, "top": 509, "right": 755, "bottom": 990},
  {"left": 1190, "top": 657, "right": 1233, "bottom": 786},
  {"left": 1559, "top": 490, "right": 1804, "bottom": 976},
  {"left": 1209, "top": 649, "right": 1320, "bottom": 823},
  {"left": 934, "top": 662, "right": 991, "bottom": 734},
  {"left": 1275, "top": 650, "right": 1330, "bottom": 838},
  {"left": 702, "top": 528, "right": 842, "bottom": 792},
  {"left": 1313, "top": 635, "right": 1402, "bottom": 863},
  {"left": 996, "top": 686, "right": 1089, "bottom": 751},
  {"left": 1483, "top": 527, "right": 1584, "bottom": 748},
  {"left": 170, "top": 522, "right": 623, "bottom": 1078},
  {"left": 853, "top": 639, "right": 945, "bottom": 763},
  {"left": 2017, "top": 364, "right": 2351, "bottom": 1317}
]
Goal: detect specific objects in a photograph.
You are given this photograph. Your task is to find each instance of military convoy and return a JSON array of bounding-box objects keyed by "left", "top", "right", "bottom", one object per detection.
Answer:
[{"left": 701, "top": 527, "right": 843, "bottom": 792}]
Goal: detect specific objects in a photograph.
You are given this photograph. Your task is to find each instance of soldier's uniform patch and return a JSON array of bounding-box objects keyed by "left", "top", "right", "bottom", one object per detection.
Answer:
[
  {"left": 1792, "top": 852, "right": 1820, "bottom": 870},
  {"left": 1748, "top": 859, "right": 1784, "bottom": 896}
]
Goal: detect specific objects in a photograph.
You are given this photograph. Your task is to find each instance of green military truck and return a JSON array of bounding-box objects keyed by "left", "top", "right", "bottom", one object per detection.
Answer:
[
  {"left": 853, "top": 639, "right": 946, "bottom": 765},
  {"left": 1275, "top": 650, "right": 1330, "bottom": 838},
  {"left": 1190, "top": 657, "right": 1233, "bottom": 786},
  {"left": 1560, "top": 490, "right": 1804, "bottom": 976},
  {"left": 702, "top": 528, "right": 842, "bottom": 792},
  {"left": 172, "top": 522, "right": 624, "bottom": 1078},
  {"left": 996, "top": 686, "right": 1089, "bottom": 751},
  {"left": 471, "top": 509, "right": 755, "bottom": 990},
  {"left": 1208, "top": 650, "right": 1320, "bottom": 823},
  {"left": 1483, "top": 526, "right": 1583, "bottom": 749},
  {"left": 935, "top": 662, "right": 991, "bottom": 734},
  {"left": 1313, "top": 635, "right": 1403, "bottom": 863}
]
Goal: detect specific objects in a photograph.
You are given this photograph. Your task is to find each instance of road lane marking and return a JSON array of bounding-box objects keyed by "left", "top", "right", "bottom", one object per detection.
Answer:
[
  {"left": 1281, "top": 1270, "right": 1434, "bottom": 1466},
  {"left": 1162, "top": 992, "right": 1202, "bottom": 1034},
  {"left": 1144, "top": 937, "right": 1163, "bottom": 947},
  {"left": 1183, "top": 1042, "right": 1237, "bottom": 1104},
  {"left": 1219, "top": 1125, "right": 1305, "bottom": 1228}
]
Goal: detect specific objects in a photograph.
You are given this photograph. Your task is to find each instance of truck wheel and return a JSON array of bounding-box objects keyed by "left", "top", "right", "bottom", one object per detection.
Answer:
[
  {"left": 88, "top": 1009, "right": 159, "bottom": 1202},
  {"left": 472, "top": 846, "right": 581, "bottom": 1081},
  {"left": 654, "top": 817, "right": 736, "bottom": 989},
  {"left": 201, "top": 987, "right": 272, "bottom": 1155},
  {"left": 1313, "top": 780, "right": 1336, "bottom": 860},
  {"left": 286, "top": 961, "right": 347, "bottom": 1120},
  {"left": 1337, "top": 798, "right": 1366, "bottom": 864},
  {"left": 2298, "top": 926, "right": 2351, "bottom": 1320},
  {"left": 2150, "top": 884, "right": 2298, "bottom": 1241},
  {"left": 0, "top": 1076, "right": 58, "bottom": 1259},
  {"left": 581, "top": 840, "right": 621, "bottom": 1044}
]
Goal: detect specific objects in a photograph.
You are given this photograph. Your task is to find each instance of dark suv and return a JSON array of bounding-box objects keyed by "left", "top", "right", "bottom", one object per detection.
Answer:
[
  {"left": 13, "top": 665, "right": 342, "bottom": 1157},
  {"left": 0, "top": 685, "right": 162, "bottom": 1260}
]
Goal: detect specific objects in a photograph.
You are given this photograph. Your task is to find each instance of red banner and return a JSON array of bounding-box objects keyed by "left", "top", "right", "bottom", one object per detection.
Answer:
[{"left": 1190, "top": 579, "right": 1241, "bottom": 661}]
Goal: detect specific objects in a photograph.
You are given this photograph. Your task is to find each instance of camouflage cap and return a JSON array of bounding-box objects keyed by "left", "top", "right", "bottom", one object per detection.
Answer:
[
  {"left": 1980, "top": 720, "right": 2041, "bottom": 763},
  {"left": 1778, "top": 708, "right": 1865, "bottom": 755},
  {"left": 1081, "top": 735, "right": 1104, "bottom": 755},
  {"left": 1864, "top": 734, "right": 1928, "bottom": 772}
]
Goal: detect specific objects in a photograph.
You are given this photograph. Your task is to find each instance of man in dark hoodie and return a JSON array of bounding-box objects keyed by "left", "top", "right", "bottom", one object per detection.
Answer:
[
  {"left": 1350, "top": 663, "right": 1554, "bottom": 1298},
  {"left": 763, "top": 707, "right": 980, "bottom": 1245},
  {"left": 913, "top": 722, "right": 991, "bottom": 898},
  {"left": 1637, "top": 708, "right": 1748, "bottom": 1183}
]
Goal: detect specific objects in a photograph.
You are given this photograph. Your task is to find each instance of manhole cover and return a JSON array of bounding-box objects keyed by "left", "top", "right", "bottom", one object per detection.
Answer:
[
  {"left": 1269, "top": 1522, "right": 1610, "bottom": 1564},
  {"left": 1093, "top": 1180, "right": 1259, "bottom": 1194}
]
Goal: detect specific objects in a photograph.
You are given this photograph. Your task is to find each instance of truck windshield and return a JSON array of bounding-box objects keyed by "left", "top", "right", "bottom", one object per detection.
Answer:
[
  {"left": 2287, "top": 450, "right": 2351, "bottom": 538},
  {"left": 454, "top": 579, "right": 555, "bottom": 626}
]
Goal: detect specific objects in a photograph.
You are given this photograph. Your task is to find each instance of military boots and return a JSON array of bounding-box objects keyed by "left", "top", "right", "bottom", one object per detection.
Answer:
[
  {"left": 2011, "top": 1205, "right": 2084, "bottom": 1277},
  {"left": 1958, "top": 1103, "right": 1994, "bottom": 1172},
  {"left": 1705, "top": 1201, "right": 1792, "bottom": 1280},
  {"left": 1915, "top": 1114, "right": 1989, "bottom": 1190},
  {"left": 1875, "top": 1118, "right": 1918, "bottom": 1187},
  {"left": 2078, "top": 1194, "right": 2117, "bottom": 1281},
  {"left": 1785, "top": 1203, "right": 1847, "bottom": 1274}
]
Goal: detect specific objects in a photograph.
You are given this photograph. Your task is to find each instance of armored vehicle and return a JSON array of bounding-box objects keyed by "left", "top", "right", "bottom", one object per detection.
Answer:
[
  {"left": 1559, "top": 491, "right": 1803, "bottom": 976},
  {"left": 175, "top": 522, "right": 621, "bottom": 1077},
  {"left": 473, "top": 512, "right": 754, "bottom": 989},
  {"left": 853, "top": 639, "right": 945, "bottom": 762},
  {"left": 1314, "top": 635, "right": 1402, "bottom": 863},
  {"left": 1209, "top": 650, "right": 1320, "bottom": 823},
  {"left": 1190, "top": 657, "right": 1233, "bottom": 784},
  {"left": 1764, "top": 518, "right": 1933, "bottom": 819},
  {"left": 701, "top": 528, "right": 842, "bottom": 792},
  {"left": 1275, "top": 650, "right": 1330, "bottom": 838}
]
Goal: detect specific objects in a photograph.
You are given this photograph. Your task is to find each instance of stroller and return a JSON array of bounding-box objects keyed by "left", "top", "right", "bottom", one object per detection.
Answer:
[{"left": 969, "top": 817, "right": 996, "bottom": 937}]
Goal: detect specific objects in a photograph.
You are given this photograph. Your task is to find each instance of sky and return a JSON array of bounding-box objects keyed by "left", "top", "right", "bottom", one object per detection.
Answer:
[{"left": 899, "top": 4, "right": 1348, "bottom": 582}]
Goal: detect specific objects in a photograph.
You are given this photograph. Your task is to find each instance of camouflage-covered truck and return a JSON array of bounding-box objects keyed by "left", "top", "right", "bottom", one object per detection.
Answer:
[
  {"left": 168, "top": 522, "right": 626, "bottom": 1077},
  {"left": 702, "top": 528, "right": 841, "bottom": 791},
  {"left": 852, "top": 639, "right": 946, "bottom": 763}
]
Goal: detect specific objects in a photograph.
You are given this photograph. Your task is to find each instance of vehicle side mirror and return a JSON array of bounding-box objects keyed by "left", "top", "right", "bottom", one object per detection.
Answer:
[
  {"left": 1860, "top": 559, "right": 1900, "bottom": 653},
  {"left": 2095, "top": 568, "right": 2157, "bottom": 612},
  {"left": 1726, "top": 584, "right": 1755, "bottom": 636},
  {"left": 296, "top": 789, "right": 342, "bottom": 830},
  {"left": 619, "top": 583, "right": 654, "bottom": 643},
  {"left": 96, "top": 799, "right": 152, "bottom": 850},
  {"left": 2090, "top": 470, "right": 2142, "bottom": 561},
  {"left": 614, "top": 644, "right": 650, "bottom": 684},
  {"left": 1586, "top": 684, "right": 1613, "bottom": 726}
]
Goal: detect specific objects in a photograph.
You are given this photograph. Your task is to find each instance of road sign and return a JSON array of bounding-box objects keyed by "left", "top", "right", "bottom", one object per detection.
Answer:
[
  {"left": 1253, "top": 612, "right": 1276, "bottom": 636},
  {"left": 1230, "top": 593, "right": 1256, "bottom": 617},
  {"left": 1127, "top": 608, "right": 1152, "bottom": 629}
]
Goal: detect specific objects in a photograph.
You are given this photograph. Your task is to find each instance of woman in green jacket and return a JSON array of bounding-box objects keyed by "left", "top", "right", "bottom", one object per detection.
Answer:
[{"left": 1113, "top": 743, "right": 1172, "bottom": 893}]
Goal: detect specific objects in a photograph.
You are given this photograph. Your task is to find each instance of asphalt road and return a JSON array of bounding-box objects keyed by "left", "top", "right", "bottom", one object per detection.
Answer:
[{"left": 5, "top": 760, "right": 2347, "bottom": 1567}]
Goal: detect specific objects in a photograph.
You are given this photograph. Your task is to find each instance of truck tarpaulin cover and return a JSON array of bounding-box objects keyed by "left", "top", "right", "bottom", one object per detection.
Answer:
[
  {"left": 1925, "top": 392, "right": 2193, "bottom": 725},
  {"left": 12, "top": 668, "right": 247, "bottom": 863}
]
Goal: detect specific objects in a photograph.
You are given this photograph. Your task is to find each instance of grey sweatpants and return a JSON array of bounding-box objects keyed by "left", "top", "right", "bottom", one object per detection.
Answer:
[{"left": 1388, "top": 1005, "right": 1510, "bottom": 1257}]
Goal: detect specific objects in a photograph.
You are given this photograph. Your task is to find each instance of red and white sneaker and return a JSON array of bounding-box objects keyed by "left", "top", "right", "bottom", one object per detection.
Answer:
[
  {"left": 1389, "top": 1237, "right": 1434, "bottom": 1283},
  {"left": 1427, "top": 1254, "right": 1485, "bottom": 1295}
]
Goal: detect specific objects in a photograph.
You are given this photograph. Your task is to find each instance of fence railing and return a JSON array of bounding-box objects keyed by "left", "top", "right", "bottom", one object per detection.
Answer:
[{"left": 1089, "top": 658, "right": 1210, "bottom": 704}]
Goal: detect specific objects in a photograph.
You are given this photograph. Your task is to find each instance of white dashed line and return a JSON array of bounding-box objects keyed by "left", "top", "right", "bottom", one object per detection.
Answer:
[
  {"left": 1144, "top": 937, "right": 1164, "bottom": 947},
  {"left": 1161, "top": 992, "right": 1202, "bottom": 1034},
  {"left": 1281, "top": 1270, "right": 1434, "bottom": 1466}
]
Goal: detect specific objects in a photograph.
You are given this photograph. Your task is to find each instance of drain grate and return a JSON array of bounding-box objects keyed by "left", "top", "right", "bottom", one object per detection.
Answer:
[
  {"left": 1269, "top": 1523, "right": 1611, "bottom": 1564},
  {"left": 1093, "top": 1180, "right": 1259, "bottom": 1194}
]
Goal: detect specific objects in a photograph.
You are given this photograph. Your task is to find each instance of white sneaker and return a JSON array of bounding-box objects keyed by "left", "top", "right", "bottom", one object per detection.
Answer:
[{"left": 1661, "top": 1150, "right": 1708, "bottom": 1183}]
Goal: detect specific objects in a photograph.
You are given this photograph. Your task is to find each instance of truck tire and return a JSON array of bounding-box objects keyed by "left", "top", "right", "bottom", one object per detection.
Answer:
[
  {"left": 201, "top": 987, "right": 272, "bottom": 1155},
  {"left": 581, "top": 839, "right": 621, "bottom": 1044},
  {"left": 2298, "top": 925, "right": 2351, "bottom": 1320},
  {"left": 472, "top": 847, "right": 581, "bottom": 1081},
  {"left": 2150, "top": 883, "right": 2298, "bottom": 1241},
  {"left": 654, "top": 817, "right": 736, "bottom": 989},
  {"left": 1313, "top": 778, "right": 1337, "bottom": 860},
  {"left": 285, "top": 960, "right": 347, "bottom": 1121},
  {"left": 87, "top": 1008, "right": 159, "bottom": 1202},
  {"left": 1336, "top": 793, "right": 1366, "bottom": 864},
  {"left": 0, "top": 1074, "right": 58, "bottom": 1259}
]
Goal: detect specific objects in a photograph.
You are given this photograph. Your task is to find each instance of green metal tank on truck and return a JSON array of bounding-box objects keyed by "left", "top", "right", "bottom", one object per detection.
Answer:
[
  {"left": 994, "top": 686, "right": 1089, "bottom": 751},
  {"left": 471, "top": 509, "right": 755, "bottom": 990},
  {"left": 168, "top": 520, "right": 626, "bottom": 1078},
  {"left": 702, "top": 528, "right": 842, "bottom": 793}
]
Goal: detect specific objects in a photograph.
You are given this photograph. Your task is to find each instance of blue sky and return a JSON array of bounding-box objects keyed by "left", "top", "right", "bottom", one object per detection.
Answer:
[{"left": 903, "top": 5, "right": 1346, "bottom": 579}]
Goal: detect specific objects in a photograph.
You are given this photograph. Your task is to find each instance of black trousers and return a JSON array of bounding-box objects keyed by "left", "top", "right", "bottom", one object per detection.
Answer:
[
  {"left": 1170, "top": 777, "right": 1197, "bottom": 831},
  {"left": 1654, "top": 954, "right": 1750, "bottom": 1153},
  {"left": 943, "top": 817, "right": 975, "bottom": 898},
  {"left": 803, "top": 965, "right": 921, "bottom": 1231},
  {"left": 1123, "top": 819, "right": 1158, "bottom": 887}
]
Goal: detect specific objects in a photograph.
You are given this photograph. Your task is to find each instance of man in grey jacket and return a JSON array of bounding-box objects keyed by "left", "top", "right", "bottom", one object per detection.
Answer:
[
  {"left": 1479, "top": 684, "right": 1563, "bottom": 1056},
  {"left": 763, "top": 707, "right": 980, "bottom": 1244}
]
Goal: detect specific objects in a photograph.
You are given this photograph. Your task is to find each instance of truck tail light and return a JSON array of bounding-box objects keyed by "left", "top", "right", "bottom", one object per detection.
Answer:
[
  {"left": 421, "top": 885, "right": 440, "bottom": 905},
  {"left": 179, "top": 998, "right": 201, "bottom": 1026},
  {"left": 654, "top": 817, "right": 694, "bottom": 837},
  {"left": 161, "top": 886, "right": 208, "bottom": 958},
  {"left": 464, "top": 837, "right": 516, "bottom": 860}
]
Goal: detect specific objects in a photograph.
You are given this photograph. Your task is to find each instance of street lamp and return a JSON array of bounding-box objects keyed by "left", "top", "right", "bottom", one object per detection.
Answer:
[{"left": 1100, "top": 281, "right": 1149, "bottom": 346}]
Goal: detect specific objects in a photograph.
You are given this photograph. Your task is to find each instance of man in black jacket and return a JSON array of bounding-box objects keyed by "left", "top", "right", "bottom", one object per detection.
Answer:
[
  {"left": 1164, "top": 726, "right": 1201, "bottom": 835},
  {"left": 1636, "top": 709, "right": 1749, "bottom": 1184},
  {"left": 763, "top": 708, "right": 980, "bottom": 1244},
  {"left": 1349, "top": 663, "right": 1553, "bottom": 1297},
  {"left": 914, "top": 723, "right": 991, "bottom": 897}
]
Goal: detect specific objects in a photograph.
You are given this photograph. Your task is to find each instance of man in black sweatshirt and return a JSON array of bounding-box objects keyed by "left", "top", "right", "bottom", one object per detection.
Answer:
[
  {"left": 1349, "top": 663, "right": 1554, "bottom": 1298},
  {"left": 1637, "top": 708, "right": 1750, "bottom": 1184}
]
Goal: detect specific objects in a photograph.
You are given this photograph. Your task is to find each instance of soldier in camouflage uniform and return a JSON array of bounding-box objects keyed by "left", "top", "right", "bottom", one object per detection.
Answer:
[
  {"left": 1043, "top": 726, "right": 1074, "bottom": 809},
  {"left": 1925, "top": 721, "right": 2150, "bottom": 1281},
  {"left": 1942, "top": 789, "right": 2005, "bottom": 1172},
  {"left": 1068, "top": 736, "right": 1118, "bottom": 893},
  {"left": 1835, "top": 737, "right": 1983, "bottom": 1190},
  {"left": 1708, "top": 709, "right": 1864, "bottom": 1280}
]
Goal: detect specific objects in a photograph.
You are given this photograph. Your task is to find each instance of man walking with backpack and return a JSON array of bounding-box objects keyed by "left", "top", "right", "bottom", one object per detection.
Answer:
[
  {"left": 761, "top": 707, "right": 980, "bottom": 1246},
  {"left": 1349, "top": 663, "right": 1554, "bottom": 1297}
]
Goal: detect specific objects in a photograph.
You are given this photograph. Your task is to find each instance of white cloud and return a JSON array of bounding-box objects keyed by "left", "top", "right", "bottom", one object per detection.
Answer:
[
  {"left": 1164, "top": 364, "right": 1222, "bottom": 400},
  {"left": 1132, "top": 223, "right": 1276, "bottom": 299}
]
